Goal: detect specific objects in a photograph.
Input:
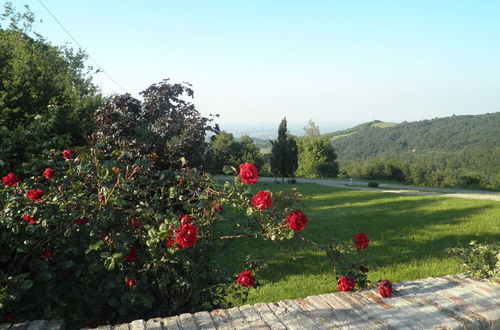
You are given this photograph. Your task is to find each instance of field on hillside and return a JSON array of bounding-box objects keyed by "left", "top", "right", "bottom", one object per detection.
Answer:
[{"left": 215, "top": 182, "right": 500, "bottom": 306}]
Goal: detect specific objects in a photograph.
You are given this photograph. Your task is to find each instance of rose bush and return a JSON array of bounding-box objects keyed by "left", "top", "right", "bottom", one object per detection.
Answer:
[
  {"left": 0, "top": 148, "right": 305, "bottom": 326},
  {"left": 1, "top": 148, "right": 381, "bottom": 327}
]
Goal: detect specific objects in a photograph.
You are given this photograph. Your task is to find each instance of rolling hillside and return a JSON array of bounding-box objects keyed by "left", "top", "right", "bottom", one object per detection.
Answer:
[
  {"left": 328, "top": 113, "right": 499, "bottom": 160},
  {"left": 324, "top": 112, "right": 500, "bottom": 188}
]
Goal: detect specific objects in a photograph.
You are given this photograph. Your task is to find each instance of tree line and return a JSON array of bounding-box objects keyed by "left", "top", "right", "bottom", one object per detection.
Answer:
[{"left": 204, "top": 118, "right": 339, "bottom": 181}]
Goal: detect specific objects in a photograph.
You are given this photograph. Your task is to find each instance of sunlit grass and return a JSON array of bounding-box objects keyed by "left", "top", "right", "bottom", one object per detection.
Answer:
[{"left": 215, "top": 182, "right": 500, "bottom": 306}]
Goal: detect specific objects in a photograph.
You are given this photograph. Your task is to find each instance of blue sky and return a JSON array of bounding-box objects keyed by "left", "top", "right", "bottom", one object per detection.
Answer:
[{"left": 8, "top": 0, "right": 500, "bottom": 128}]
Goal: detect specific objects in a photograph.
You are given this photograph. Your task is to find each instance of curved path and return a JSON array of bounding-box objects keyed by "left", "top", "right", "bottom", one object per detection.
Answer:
[{"left": 217, "top": 176, "right": 500, "bottom": 202}]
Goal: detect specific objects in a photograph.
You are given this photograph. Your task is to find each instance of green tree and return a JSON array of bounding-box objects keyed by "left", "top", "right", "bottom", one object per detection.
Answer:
[
  {"left": 303, "top": 119, "right": 320, "bottom": 137},
  {"left": 270, "top": 118, "right": 298, "bottom": 182},
  {"left": 205, "top": 131, "right": 263, "bottom": 173},
  {"left": 296, "top": 121, "right": 339, "bottom": 178},
  {"left": 0, "top": 2, "right": 101, "bottom": 174}
]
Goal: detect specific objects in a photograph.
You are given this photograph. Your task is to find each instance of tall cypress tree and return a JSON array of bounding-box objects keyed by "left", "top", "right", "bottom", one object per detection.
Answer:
[{"left": 270, "top": 117, "right": 298, "bottom": 182}]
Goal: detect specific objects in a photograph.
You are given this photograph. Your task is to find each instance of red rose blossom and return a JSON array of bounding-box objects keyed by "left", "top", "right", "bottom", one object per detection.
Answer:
[
  {"left": 124, "top": 247, "right": 138, "bottom": 262},
  {"left": 22, "top": 215, "right": 37, "bottom": 225},
  {"left": 378, "top": 280, "right": 393, "bottom": 298},
  {"left": 125, "top": 279, "right": 136, "bottom": 287},
  {"left": 2, "top": 172, "right": 20, "bottom": 187},
  {"left": 62, "top": 149, "right": 73, "bottom": 159},
  {"left": 338, "top": 276, "right": 355, "bottom": 292},
  {"left": 214, "top": 204, "right": 222, "bottom": 212},
  {"left": 252, "top": 190, "right": 272, "bottom": 210},
  {"left": 236, "top": 270, "right": 256, "bottom": 287},
  {"left": 83, "top": 322, "right": 93, "bottom": 328},
  {"left": 130, "top": 218, "right": 142, "bottom": 228},
  {"left": 286, "top": 209, "right": 308, "bottom": 232},
  {"left": 75, "top": 218, "right": 89, "bottom": 225},
  {"left": 354, "top": 232, "right": 369, "bottom": 250},
  {"left": 26, "top": 189, "right": 44, "bottom": 202},
  {"left": 178, "top": 178, "right": 186, "bottom": 184},
  {"left": 175, "top": 223, "right": 198, "bottom": 248},
  {"left": 239, "top": 163, "right": 258, "bottom": 184},
  {"left": 166, "top": 236, "right": 175, "bottom": 248},
  {"left": 42, "top": 168, "right": 55, "bottom": 179},
  {"left": 179, "top": 214, "right": 192, "bottom": 225},
  {"left": 43, "top": 248, "right": 53, "bottom": 259}
]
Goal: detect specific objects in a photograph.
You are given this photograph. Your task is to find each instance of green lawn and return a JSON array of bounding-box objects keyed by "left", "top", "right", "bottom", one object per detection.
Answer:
[{"left": 216, "top": 182, "right": 500, "bottom": 306}]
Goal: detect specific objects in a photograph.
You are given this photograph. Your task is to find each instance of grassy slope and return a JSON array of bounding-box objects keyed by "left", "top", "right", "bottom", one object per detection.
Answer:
[
  {"left": 216, "top": 182, "right": 500, "bottom": 306},
  {"left": 323, "top": 120, "right": 397, "bottom": 141}
]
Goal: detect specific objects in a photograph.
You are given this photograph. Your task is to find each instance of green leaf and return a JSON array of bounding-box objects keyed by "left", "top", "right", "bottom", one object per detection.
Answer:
[
  {"left": 21, "top": 280, "right": 33, "bottom": 290},
  {"left": 104, "top": 258, "right": 115, "bottom": 271},
  {"left": 222, "top": 165, "right": 236, "bottom": 175},
  {"left": 85, "top": 240, "right": 104, "bottom": 254}
]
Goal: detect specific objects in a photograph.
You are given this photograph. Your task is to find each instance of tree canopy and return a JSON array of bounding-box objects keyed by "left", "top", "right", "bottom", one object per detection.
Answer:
[
  {"left": 0, "top": 2, "right": 101, "bottom": 174},
  {"left": 93, "top": 80, "right": 219, "bottom": 170},
  {"left": 296, "top": 121, "right": 338, "bottom": 178},
  {"left": 270, "top": 118, "right": 298, "bottom": 181},
  {"left": 205, "top": 131, "right": 263, "bottom": 173}
]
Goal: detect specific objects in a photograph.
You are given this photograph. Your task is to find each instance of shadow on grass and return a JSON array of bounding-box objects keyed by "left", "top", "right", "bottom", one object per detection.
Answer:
[{"left": 216, "top": 188, "right": 499, "bottom": 284}]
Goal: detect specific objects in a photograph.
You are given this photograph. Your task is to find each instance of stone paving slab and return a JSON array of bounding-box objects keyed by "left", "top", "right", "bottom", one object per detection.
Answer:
[{"left": 2, "top": 274, "right": 498, "bottom": 329}]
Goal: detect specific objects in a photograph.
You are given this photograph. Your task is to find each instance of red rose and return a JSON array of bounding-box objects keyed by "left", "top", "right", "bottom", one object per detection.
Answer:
[
  {"left": 42, "top": 168, "right": 55, "bottom": 179},
  {"left": 338, "top": 276, "right": 355, "bottom": 292},
  {"left": 354, "top": 232, "right": 369, "bottom": 250},
  {"left": 125, "top": 279, "right": 136, "bottom": 287},
  {"left": 214, "top": 204, "right": 222, "bottom": 212},
  {"left": 62, "top": 149, "right": 73, "bottom": 159},
  {"left": 178, "top": 178, "right": 186, "bottom": 184},
  {"left": 378, "top": 280, "right": 392, "bottom": 298},
  {"left": 252, "top": 190, "right": 272, "bottom": 210},
  {"left": 166, "top": 236, "right": 175, "bottom": 248},
  {"left": 286, "top": 209, "right": 308, "bottom": 232},
  {"left": 179, "top": 214, "right": 192, "bottom": 225},
  {"left": 83, "top": 323, "right": 93, "bottom": 328},
  {"left": 22, "top": 215, "right": 37, "bottom": 225},
  {"left": 2, "top": 172, "right": 20, "bottom": 187},
  {"left": 26, "top": 189, "right": 44, "bottom": 202},
  {"left": 359, "top": 265, "right": 369, "bottom": 273},
  {"left": 130, "top": 218, "right": 142, "bottom": 228},
  {"left": 98, "top": 232, "right": 106, "bottom": 239},
  {"left": 175, "top": 223, "right": 197, "bottom": 248},
  {"left": 75, "top": 218, "right": 89, "bottom": 225},
  {"left": 236, "top": 270, "right": 255, "bottom": 287},
  {"left": 43, "top": 248, "right": 53, "bottom": 259},
  {"left": 124, "top": 247, "right": 138, "bottom": 262},
  {"left": 239, "top": 163, "right": 258, "bottom": 184}
]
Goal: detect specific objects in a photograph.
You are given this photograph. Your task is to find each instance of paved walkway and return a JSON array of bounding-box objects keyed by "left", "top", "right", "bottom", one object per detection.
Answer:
[
  {"left": 4, "top": 274, "right": 498, "bottom": 329},
  {"left": 216, "top": 176, "right": 500, "bottom": 202}
]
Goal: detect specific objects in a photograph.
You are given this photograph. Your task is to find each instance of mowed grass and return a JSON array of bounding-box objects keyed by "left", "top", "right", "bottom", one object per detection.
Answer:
[{"left": 215, "top": 182, "right": 500, "bottom": 306}]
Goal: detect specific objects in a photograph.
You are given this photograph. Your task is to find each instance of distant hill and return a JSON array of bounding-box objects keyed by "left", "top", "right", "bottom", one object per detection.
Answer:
[
  {"left": 328, "top": 113, "right": 499, "bottom": 160},
  {"left": 324, "top": 113, "right": 500, "bottom": 188},
  {"left": 323, "top": 120, "right": 398, "bottom": 142},
  {"left": 251, "top": 137, "right": 272, "bottom": 149}
]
